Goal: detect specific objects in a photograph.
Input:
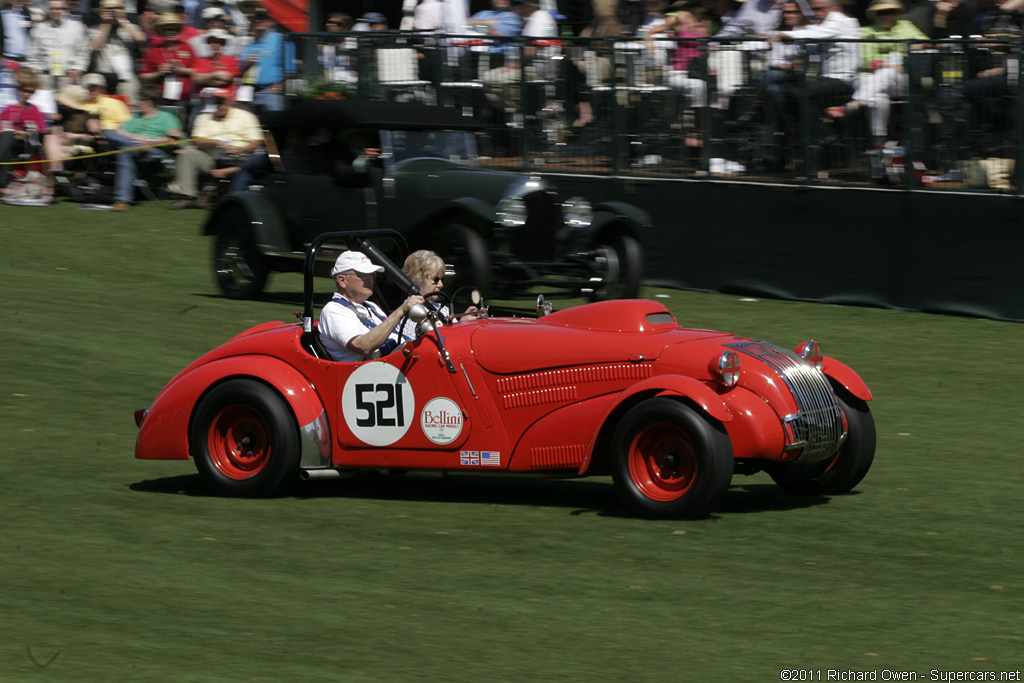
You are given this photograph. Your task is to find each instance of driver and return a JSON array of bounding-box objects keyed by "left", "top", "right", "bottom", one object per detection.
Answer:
[{"left": 319, "top": 250, "right": 424, "bottom": 362}]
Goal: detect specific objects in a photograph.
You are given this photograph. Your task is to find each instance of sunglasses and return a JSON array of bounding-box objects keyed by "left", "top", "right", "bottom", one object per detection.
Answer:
[
  {"left": 431, "top": 276, "right": 444, "bottom": 284},
  {"left": 19, "top": 87, "right": 36, "bottom": 94}
]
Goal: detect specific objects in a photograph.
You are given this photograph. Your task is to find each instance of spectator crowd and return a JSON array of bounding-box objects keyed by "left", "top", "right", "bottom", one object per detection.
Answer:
[{"left": 3, "top": 0, "right": 1024, "bottom": 206}]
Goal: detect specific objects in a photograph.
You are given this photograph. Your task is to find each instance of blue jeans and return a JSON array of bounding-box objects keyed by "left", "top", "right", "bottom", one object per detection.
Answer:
[{"left": 103, "top": 130, "right": 168, "bottom": 203}]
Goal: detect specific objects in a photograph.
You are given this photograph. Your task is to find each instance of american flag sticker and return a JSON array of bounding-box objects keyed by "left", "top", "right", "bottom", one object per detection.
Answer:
[
  {"left": 460, "top": 451, "right": 480, "bottom": 466},
  {"left": 480, "top": 451, "right": 501, "bottom": 467}
]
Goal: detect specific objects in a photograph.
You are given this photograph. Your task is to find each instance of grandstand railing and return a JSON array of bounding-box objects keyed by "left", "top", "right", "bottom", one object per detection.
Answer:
[{"left": 283, "top": 31, "right": 1024, "bottom": 194}]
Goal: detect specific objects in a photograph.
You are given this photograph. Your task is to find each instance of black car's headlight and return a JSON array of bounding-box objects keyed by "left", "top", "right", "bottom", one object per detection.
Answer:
[
  {"left": 496, "top": 196, "right": 527, "bottom": 229},
  {"left": 562, "top": 197, "right": 592, "bottom": 229}
]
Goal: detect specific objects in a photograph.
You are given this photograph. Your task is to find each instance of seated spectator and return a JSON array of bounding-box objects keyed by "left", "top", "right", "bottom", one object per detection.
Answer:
[
  {"left": 826, "top": 0, "right": 927, "bottom": 149},
  {"left": 87, "top": 0, "right": 146, "bottom": 103},
  {"left": 413, "top": 0, "right": 444, "bottom": 32},
  {"left": 167, "top": 86, "right": 262, "bottom": 208},
  {"left": 26, "top": 0, "right": 90, "bottom": 90},
  {"left": 191, "top": 0, "right": 237, "bottom": 32},
  {"left": 318, "top": 250, "right": 425, "bottom": 362},
  {"left": 644, "top": 0, "right": 710, "bottom": 109},
  {"left": 960, "top": 0, "right": 1024, "bottom": 153},
  {"left": 0, "top": 67, "right": 52, "bottom": 203},
  {"left": 106, "top": 86, "right": 183, "bottom": 210},
  {"left": 139, "top": 13, "right": 197, "bottom": 108}
]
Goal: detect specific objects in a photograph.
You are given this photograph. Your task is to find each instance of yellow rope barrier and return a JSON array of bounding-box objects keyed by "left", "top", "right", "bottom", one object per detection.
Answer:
[{"left": 0, "top": 131, "right": 257, "bottom": 166}]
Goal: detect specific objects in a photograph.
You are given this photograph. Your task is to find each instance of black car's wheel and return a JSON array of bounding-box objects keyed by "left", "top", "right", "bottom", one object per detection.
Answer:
[
  {"left": 213, "top": 206, "right": 269, "bottom": 300},
  {"left": 190, "top": 379, "right": 300, "bottom": 496},
  {"left": 769, "top": 385, "right": 876, "bottom": 495},
  {"left": 589, "top": 234, "right": 643, "bottom": 302},
  {"left": 611, "top": 398, "right": 733, "bottom": 519},
  {"left": 433, "top": 223, "right": 491, "bottom": 297}
]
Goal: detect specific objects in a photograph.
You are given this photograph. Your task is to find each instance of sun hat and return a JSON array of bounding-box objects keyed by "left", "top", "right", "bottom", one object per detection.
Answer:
[
  {"left": 202, "top": 5, "right": 226, "bottom": 19},
  {"left": 99, "top": 0, "right": 125, "bottom": 9},
  {"left": 56, "top": 84, "right": 89, "bottom": 109},
  {"left": 331, "top": 251, "right": 385, "bottom": 276},
  {"left": 867, "top": 0, "right": 904, "bottom": 14},
  {"left": 154, "top": 12, "right": 184, "bottom": 29}
]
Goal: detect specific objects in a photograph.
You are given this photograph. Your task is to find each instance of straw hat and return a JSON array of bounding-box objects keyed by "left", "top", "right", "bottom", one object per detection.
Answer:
[
  {"left": 867, "top": 0, "right": 904, "bottom": 16},
  {"left": 154, "top": 12, "right": 184, "bottom": 31},
  {"left": 56, "top": 84, "right": 89, "bottom": 110}
]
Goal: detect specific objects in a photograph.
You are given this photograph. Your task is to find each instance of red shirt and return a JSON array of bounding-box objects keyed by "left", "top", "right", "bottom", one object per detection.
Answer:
[
  {"left": 194, "top": 53, "right": 242, "bottom": 94},
  {"left": 141, "top": 38, "right": 198, "bottom": 101},
  {"left": 0, "top": 103, "right": 48, "bottom": 133}
]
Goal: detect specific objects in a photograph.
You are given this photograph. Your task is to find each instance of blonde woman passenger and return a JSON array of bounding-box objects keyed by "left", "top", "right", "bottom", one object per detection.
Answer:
[{"left": 400, "top": 250, "right": 480, "bottom": 339}]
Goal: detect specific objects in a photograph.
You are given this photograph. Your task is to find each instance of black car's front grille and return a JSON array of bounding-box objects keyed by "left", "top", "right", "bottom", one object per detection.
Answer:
[{"left": 514, "top": 191, "right": 560, "bottom": 261}]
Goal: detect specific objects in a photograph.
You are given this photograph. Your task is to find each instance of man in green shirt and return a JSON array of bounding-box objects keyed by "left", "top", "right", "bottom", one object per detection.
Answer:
[
  {"left": 825, "top": 0, "right": 927, "bottom": 148},
  {"left": 110, "top": 88, "right": 184, "bottom": 211}
]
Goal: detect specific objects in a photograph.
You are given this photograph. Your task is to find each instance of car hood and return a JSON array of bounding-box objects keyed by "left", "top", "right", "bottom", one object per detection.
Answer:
[
  {"left": 469, "top": 300, "right": 732, "bottom": 375},
  {"left": 392, "top": 158, "right": 532, "bottom": 205}
]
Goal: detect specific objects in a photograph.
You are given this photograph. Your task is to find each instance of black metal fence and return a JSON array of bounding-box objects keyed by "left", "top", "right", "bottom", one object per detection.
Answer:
[{"left": 283, "top": 31, "right": 1024, "bottom": 193}]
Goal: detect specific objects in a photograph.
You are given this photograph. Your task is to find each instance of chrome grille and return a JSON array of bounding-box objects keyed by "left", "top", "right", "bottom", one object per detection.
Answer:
[{"left": 727, "top": 341, "right": 846, "bottom": 463}]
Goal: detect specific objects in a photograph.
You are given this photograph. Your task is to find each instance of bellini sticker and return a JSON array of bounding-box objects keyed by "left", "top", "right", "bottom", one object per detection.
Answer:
[{"left": 420, "top": 397, "right": 463, "bottom": 444}]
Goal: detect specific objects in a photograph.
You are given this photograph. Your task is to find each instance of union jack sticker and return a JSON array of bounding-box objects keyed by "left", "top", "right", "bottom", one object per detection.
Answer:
[{"left": 460, "top": 451, "right": 480, "bottom": 466}]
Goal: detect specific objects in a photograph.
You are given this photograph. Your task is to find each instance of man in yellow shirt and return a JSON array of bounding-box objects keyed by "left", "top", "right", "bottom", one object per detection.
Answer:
[{"left": 168, "top": 87, "right": 263, "bottom": 208}]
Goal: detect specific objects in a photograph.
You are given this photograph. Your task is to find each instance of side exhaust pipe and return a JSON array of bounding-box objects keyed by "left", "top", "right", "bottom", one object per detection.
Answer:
[{"left": 300, "top": 469, "right": 345, "bottom": 481}]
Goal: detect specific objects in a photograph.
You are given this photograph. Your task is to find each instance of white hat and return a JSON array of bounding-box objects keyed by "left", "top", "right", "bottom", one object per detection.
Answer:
[
  {"left": 202, "top": 5, "right": 227, "bottom": 18},
  {"left": 205, "top": 28, "right": 231, "bottom": 42},
  {"left": 81, "top": 73, "right": 108, "bottom": 89},
  {"left": 331, "top": 251, "right": 384, "bottom": 276}
]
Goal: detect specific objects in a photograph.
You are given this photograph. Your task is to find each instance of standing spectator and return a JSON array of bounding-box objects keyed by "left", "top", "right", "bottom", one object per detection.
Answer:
[
  {"left": 962, "top": 0, "right": 1023, "bottom": 152},
  {"left": 413, "top": 0, "right": 444, "bottom": 31},
  {"left": 2, "top": 0, "right": 40, "bottom": 63},
  {"left": 191, "top": 0, "right": 235, "bottom": 31},
  {"left": 908, "top": 0, "right": 976, "bottom": 40},
  {"left": 26, "top": 0, "right": 90, "bottom": 89},
  {"left": 140, "top": 13, "right": 197, "bottom": 107},
  {"left": 238, "top": 8, "right": 293, "bottom": 115},
  {"left": 320, "top": 13, "right": 355, "bottom": 84},
  {"left": 189, "top": 5, "right": 239, "bottom": 56},
  {"left": 167, "top": 86, "right": 262, "bottom": 208},
  {"left": 1, "top": 67, "right": 51, "bottom": 202},
  {"left": 826, "top": 0, "right": 927, "bottom": 148},
  {"left": 107, "top": 86, "right": 183, "bottom": 210},
  {"left": 87, "top": 0, "right": 145, "bottom": 102},
  {"left": 192, "top": 28, "right": 239, "bottom": 91}
]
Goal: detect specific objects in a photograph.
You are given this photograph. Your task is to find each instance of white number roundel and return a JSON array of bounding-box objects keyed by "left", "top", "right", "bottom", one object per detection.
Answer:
[{"left": 341, "top": 362, "right": 415, "bottom": 446}]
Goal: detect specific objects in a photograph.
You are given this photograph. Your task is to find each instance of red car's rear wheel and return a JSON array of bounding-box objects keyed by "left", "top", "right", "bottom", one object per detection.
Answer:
[
  {"left": 612, "top": 398, "right": 733, "bottom": 519},
  {"left": 190, "top": 379, "right": 300, "bottom": 496}
]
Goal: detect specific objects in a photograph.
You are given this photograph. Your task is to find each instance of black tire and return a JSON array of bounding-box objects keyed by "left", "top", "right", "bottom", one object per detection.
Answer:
[
  {"left": 589, "top": 234, "right": 643, "bottom": 302},
  {"left": 212, "top": 206, "right": 270, "bottom": 300},
  {"left": 769, "top": 385, "right": 876, "bottom": 496},
  {"left": 190, "top": 379, "right": 300, "bottom": 496},
  {"left": 611, "top": 398, "right": 733, "bottom": 519},
  {"left": 432, "top": 223, "right": 491, "bottom": 297}
]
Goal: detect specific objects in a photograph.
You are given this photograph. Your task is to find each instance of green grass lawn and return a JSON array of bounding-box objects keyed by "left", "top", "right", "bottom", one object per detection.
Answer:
[{"left": 1, "top": 201, "right": 1021, "bottom": 681}]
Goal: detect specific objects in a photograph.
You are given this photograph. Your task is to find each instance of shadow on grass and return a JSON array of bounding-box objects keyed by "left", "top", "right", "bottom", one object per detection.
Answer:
[{"left": 129, "top": 472, "right": 833, "bottom": 519}]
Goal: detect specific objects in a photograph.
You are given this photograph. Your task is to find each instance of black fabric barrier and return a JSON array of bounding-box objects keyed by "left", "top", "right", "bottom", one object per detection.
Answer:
[{"left": 543, "top": 175, "right": 1024, "bottom": 322}]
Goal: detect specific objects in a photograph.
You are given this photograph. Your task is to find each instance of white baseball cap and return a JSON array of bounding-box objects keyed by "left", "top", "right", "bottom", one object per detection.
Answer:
[{"left": 331, "top": 251, "right": 384, "bottom": 276}]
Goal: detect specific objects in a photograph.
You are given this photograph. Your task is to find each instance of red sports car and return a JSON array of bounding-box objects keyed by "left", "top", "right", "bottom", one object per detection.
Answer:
[{"left": 134, "top": 231, "right": 875, "bottom": 518}]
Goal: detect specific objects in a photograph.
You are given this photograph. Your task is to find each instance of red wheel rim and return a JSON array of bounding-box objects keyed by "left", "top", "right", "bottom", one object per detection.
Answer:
[
  {"left": 627, "top": 421, "right": 698, "bottom": 502},
  {"left": 206, "top": 404, "right": 271, "bottom": 480}
]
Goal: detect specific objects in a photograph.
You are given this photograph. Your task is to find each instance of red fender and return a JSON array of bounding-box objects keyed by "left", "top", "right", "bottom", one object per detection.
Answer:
[
  {"left": 135, "top": 356, "right": 324, "bottom": 461},
  {"left": 576, "top": 375, "right": 732, "bottom": 474},
  {"left": 822, "top": 357, "right": 873, "bottom": 402}
]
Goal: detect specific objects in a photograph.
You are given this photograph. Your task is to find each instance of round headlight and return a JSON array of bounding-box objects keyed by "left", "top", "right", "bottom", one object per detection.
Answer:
[
  {"left": 496, "top": 196, "right": 527, "bottom": 229},
  {"left": 711, "top": 350, "right": 741, "bottom": 388},
  {"left": 796, "top": 340, "right": 823, "bottom": 369},
  {"left": 562, "top": 197, "right": 592, "bottom": 228}
]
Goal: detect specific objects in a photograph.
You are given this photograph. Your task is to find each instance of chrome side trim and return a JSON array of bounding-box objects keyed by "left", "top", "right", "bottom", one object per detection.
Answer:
[
  {"left": 299, "top": 409, "right": 331, "bottom": 469},
  {"left": 727, "top": 341, "right": 846, "bottom": 463}
]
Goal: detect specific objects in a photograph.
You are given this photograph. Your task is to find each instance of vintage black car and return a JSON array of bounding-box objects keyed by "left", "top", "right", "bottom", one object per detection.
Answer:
[{"left": 203, "top": 100, "right": 648, "bottom": 301}]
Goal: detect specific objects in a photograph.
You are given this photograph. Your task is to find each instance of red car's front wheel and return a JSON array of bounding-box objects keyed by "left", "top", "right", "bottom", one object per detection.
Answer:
[
  {"left": 612, "top": 398, "right": 733, "bottom": 519},
  {"left": 190, "top": 379, "right": 300, "bottom": 496}
]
